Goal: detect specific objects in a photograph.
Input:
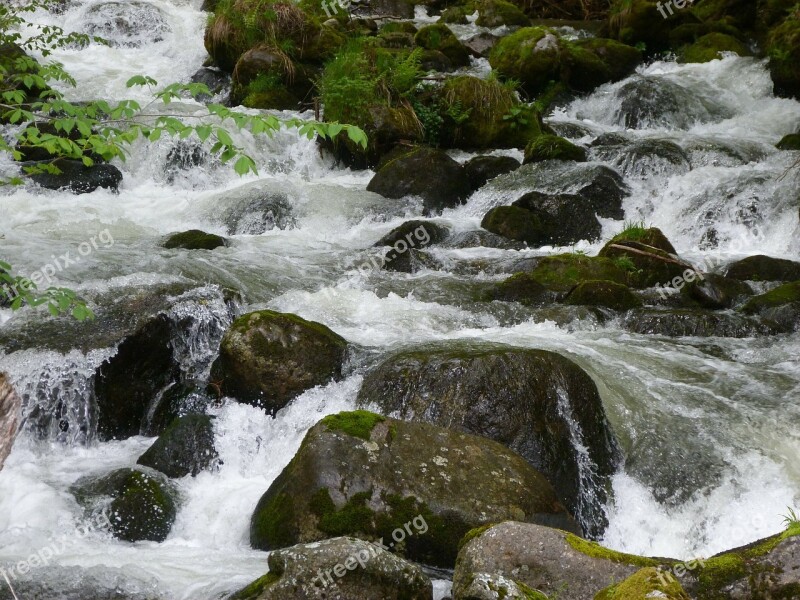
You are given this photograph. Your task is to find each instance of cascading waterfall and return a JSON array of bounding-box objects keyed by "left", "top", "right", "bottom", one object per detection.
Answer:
[{"left": 1, "top": 0, "right": 800, "bottom": 597}]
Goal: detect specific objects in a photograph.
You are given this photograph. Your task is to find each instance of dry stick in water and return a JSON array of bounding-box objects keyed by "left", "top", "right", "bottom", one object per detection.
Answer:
[{"left": 0, "top": 372, "right": 20, "bottom": 471}]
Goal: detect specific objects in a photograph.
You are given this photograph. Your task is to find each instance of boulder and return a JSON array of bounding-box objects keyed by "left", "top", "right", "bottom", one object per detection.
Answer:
[
  {"left": 29, "top": 160, "right": 123, "bottom": 194},
  {"left": 374, "top": 220, "right": 450, "bottom": 248},
  {"left": 524, "top": 135, "right": 587, "bottom": 164},
  {"left": 595, "top": 567, "right": 690, "bottom": 599},
  {"left": 210, "top": 310, "right": 348, "bottom": 413},
  {"left": 680, "top": 273, "right": 752, "bottom": 309},
  {"left": 724, "top": 254, "right": 800, "bottom": 281},
  {"left": 464, "top": 155, "right": 520, "bottom": 190},
  {"left": 366, "top": 147, "right": 472, "bottom": 215},
  {"left": 475, "top": 0, "right": 529, "bottom": 27},
  {"left": 489, "top": 28, "right": 561, "bottom": 95},
  {"left": 382, "top": 248, "right": 442, "bottom": 274},
  {"left": 563, "top": 280, "right": 643, "bottom": 311},
  {"left": 463, "top": 32, "right": 499, "bottom": 57},
  {"left": 678, "top": 524, "right": 800, "bottom": 599},
  {"left": 0, "top": 372, "right": 20, "bottom": 471},
  {"left": 513, "top": 191, "right": 602, "bottom": 244},
  {"left": 610, "top": 138, "right": 691, "bottom": 179},
  {"left": 137, "top": 414, "right": 218, "bottom": 478},
  {"left": 250, "top": 410, "right": 579, "bottom": 567},
  {"left": 440, "top": 6, "right": 469, "bottom": 23},
  {"left": 230, "top": 537, "right": 432, "bottom": 600},
  {"left": 480, "top": 205, "right": 548, "bottom": 246},
  {"left": 95, "top": 314, "right": 181, "bottom": 441},
  {"left": 162, "top": 230, "right": 227, "bottom": 250},
  {"left": 453, "top": 521, "right": 676, "bottom": 600},
  {"left": 767, "top": 14, "right": 800, "bottom": 98},
  {"left": 72, "top": 468, "right": 177, "bottom": 542},
  {"left": 356, "top": 344, "right": 621, "bottom": 538},
  {"left": 740, "top": 280, "right": 800, "bottom": 330},
  {"left": 607, "top": 0, "right": 696, "bottom": 52},
  {"left": 777, "top": 132, "right": 800, "bottom": 150},
  {"left": 484, "top": 271, "right": 555, "bottom": 305},
  {"left": 623, "top": 308, "right": 782, "bottom": 337},
  {"left": 414, "top": 24, "right": 471, "bottom": 67},
  {"left": 614, "top": 76, "right": 723, "bottom": 129},
  {"left": 681, "top": 32, "right": 751, "bottom": 63},
  {"left": 598, "top": 227, "right": 692, "bottom": 288},
  {"left": 566, "top": 38, "right": 642, "bottom": 91},
  {"left": 219, "top": 187, "right": 295, "bottom": 234}
]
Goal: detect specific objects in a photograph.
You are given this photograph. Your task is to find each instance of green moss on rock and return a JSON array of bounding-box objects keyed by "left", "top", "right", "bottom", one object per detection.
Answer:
[
  {"left": 741, "top": 280, "right": 800, "bottom": 313},
  {"left": 230, "top": 571, "right": 280, "bottom": 600},
  {"left": 594, "top": 566, "right": 690, "bottom": 599},
  {"left": 563, "top": 280, "right": 642, "bottom": 311},
  {"left": 767, "top": 11, "right": 800, "bottom": 98},
  {"left": 321, "top": 410, "right": 386, "bottom": 441},
  {"left": 524, "top": 135, "right": 587, "bottom": 163},
  {"left": 529, "top": 254, "right": 631, "bottom": 292},
  {"left": 566, "top": 534, "right": 662, "bottom": 568},
  {"left": 162, "top": 230, "right": 226, "bottom": 250},
  {"left": 476, "top": 0, "right": 530, "bottom": 27},
  {"left": 251, "top": 491, "right": 296, "bottom": 549},
  {"left": 681, "top": 32, "right": 751, "bottom": 63},
  {"left": 415, "top": 23, "right": 470, "bottom": 67}
]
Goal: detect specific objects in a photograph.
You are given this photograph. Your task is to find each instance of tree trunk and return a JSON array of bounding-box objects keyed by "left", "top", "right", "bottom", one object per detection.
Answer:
[{"left": 0, "top": 372, "right": 20, "bottom": 471}]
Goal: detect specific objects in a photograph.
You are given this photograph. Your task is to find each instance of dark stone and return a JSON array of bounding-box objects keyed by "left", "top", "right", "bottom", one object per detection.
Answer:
[
  {"left": 94, "top": 315, "right": 181, "bottom": 441},
  {"left": 480, "top": 205, "right": 547, "bottom": 246},
  {"left": 563, "top": 280, "right": 643, "bottom": 311},
  {"left": 513, "top": 190, "right": 602, "bottom": 244},
  {"left": 219, "top": 187, "right": 296, "bottom": 234},
  {"left": 374, "top": 220, "right": 449, "bottom": 248},
  {"left": 190, "top": 67, "right": 230, "bottom": 100},
  {"left": 250, "top": 411, "right": 579, "bottom": 566},
  {"left": 382, "top": 248, "right": 442, "bottom": 274},
  {"left": 71, "top": 468, "right": 177, "bottom": 542},
  {"left": 622, "top": 308, "right": 781, "bottom": 337},
  {"left": 681, "top": 273, "right": 753, "bottom": 309},
  {"left": 356, "top": 344, "right": 621, "bottom": 538},
  {"left": 463, "top": 32, "right": 499, "bottom": 58},
  {"left": 162, "top": 229, "right": 227, "bottom": 250},
  {"left": 464, "top": 155, "right": 521, "bottom": 190},
  {"left": 164, "top": 141, "right": 207, "bottom": 182},
  {"left": 210, "top": 310, "right": 348, "bottom": 413},
  {"left": 137, "top": 414, "right": 218, "bottom": 478},
  {"left": 29, "top": 160, "right": 123, "bottom": 194},
  {"left": 724, "top": 255, "right": 800, "bottom": 282},
  {"left": 366, "top": 147, "right": 472, "bottom": 215}
]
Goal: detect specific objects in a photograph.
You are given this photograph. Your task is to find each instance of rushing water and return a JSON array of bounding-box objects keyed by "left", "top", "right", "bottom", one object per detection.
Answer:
[{"left": 1, "top": 0, "right": 800, "bottom": 597}]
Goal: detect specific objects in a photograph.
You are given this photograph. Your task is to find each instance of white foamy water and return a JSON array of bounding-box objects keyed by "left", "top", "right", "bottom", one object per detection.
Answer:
[{"left": 1, "top": 0, "right": 800, "bottom": 596}]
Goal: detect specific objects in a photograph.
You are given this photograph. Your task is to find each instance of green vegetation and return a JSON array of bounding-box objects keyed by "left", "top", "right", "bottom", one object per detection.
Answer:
[
  {"left": 524, "top": 135, "right": 587, "bottom": 163},
  {"left": 565, "top": 533, "right": 663, "bottom": 567},
  {"left": 320, "top": 410, "right": 386, "bottom": 441},
  {"left": 230, "top": 572, "right": 281, "bottom": 600},
  {"left": 594, "top": 567, "right": 690, "bottom": 599},
  {"left": 0, "top": 260, "right": 92, "bottom": 320}
]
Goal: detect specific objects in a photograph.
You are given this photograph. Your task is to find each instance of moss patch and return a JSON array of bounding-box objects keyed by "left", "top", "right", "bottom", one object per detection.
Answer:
[
  {"left": 681, "top": 32, "right": 750, "bottom": 63},
  {"left": 595, "top": 567, "right": 690, "bottom": 599},
  {"left": 163, "top": 229, "right": 226, "bottom": 250},
  {"left": 251, "top": 491, "right": 295, "bottom": 549},
  {"left": 231, "top": 571, "right": 281, "bottom": 600},
  {"left": 320, "top": 410, "right": 386, "bottom": 441},
  {"left": 313, "top": 489, "right": 376, "bottom": 536},
  {"left": 529, "top": 254, "right": 631, "bottom": 292},
  {"left": 458, "top": 522, "right": 497, "bottom": 551},
  {"left": 524, "top": 135, "right": 587, "bottom": 163},
  {"left": 566, "top": 533, "right": 663, "bottom": 568},
  {"left": 741, "top": 281, "right": 800, "bottom": 314}
]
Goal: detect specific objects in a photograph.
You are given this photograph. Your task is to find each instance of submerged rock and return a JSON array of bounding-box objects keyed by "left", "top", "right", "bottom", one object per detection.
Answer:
[
  {"left": 83, "top": 1, "right": 171, "bottom": 47},
  {"left": 366, "top": 147, "right": 472, "bottom": 215},
  {"left": 230, "top": 537, "right": 432, "bottom": 600},
  {"left": 356, "top": 344, "right": 621, "bottom": 538},
  {"left": 681, "top": 273, "right": 753, "bottom": 309},
  {"left": 210, "top": 310, "right": 348, "bottom": 413},
  {"left": 623, "top": 308, "right": 782, "bottom": 337},
  {"left": 72, "top": 468, "right": 177, "bottom": 542},
  {"left": 740, "top": 280, "right": 800, "bottom": 330},
  {"left": 0, "top": 373, "right": 20, "bottom": 471},
  {"left": 374, "top": 220, "right": 450, "bottom": 248},
  {"left": 137, "top": 414, "right": 218, "bottom": 478},
  {"left": 162, "top": 230, "right": 227, "bottom": 250},
  {"left": 414, "top": 24, "right": 470, "bottom": 67},
  {"left": 219, "top": 187, "right": 296, "bottom": 234},
  {"left": 453, "top": 521, "right": 676, "bottom": 600},
  {"left": 250, "top": 410, "right": 578, "bottom": 567},
  {"left": 524, "top": 135, "right": 587, "bottom": 164}
]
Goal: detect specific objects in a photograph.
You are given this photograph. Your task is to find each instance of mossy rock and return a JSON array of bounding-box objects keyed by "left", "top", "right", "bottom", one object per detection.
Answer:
[
  {"left": 441, "top": 5, "right": 470, "bottom": 23},
  {"left": 622, "top": 308, "right": 782, "bottom": 337},
  {"left": 232, "top": 537, "right": 432, "bottom": 599},
  {"left": 741, "top": 280, "right": 800, "bottom": 314},
  {"left": 680, "top": 273, "right": 752, "bottom": 309},
  {"left": 599, "top": 228, "right": 690, "bottom": 288},
  {"left": 415, "top": 23, "right": 471, "bottom": 67},
  {"left": 209, "top": 310, "right": 348, "bottom": 413},
  {"left": 680, "top": 32, "right": 751, "bottom": 63},
  {"left": 563, "top": 280, "right": 642, "bottom": 311},
  {"left": 527, "top": 254, "right": 631, "bottom": 293},
  {"left": 379, "top": 21, "right": 418, "bottom": 34},
  {"left": 766, "top": 13, "right": 800, "bottom": 98},
  {"left": 162, "top": 229, "right": 226, "bottom": 250},
  {"left": 374, "top": 220, "right": 450, "bottom": 248},
  {"left": 524, "top": 135, "right": 587, "bottom": 163},
  {"left": 595, "top": 567, "right": 690, "bottom": 599},
  {"left": 250, "top": 411, "right": 578, "bottom": 567},
  {"left": 71, "top": 468, "right": 177, "bottom": 542},
  {"left": 757, "top": 0, "right": 797, "bottom": 31},
  {"left": 136, "top": 414, "right": 218, "bottom": 478},
  {"left": 724, "top": 254, "right": 800, "bottom": 281},
  {"left": 511, "top": 191, "right": 602, "bottom": 245},
  {"left": 485, "top": 271, "right": 555, "bottom": 305},
  {"left": 607, "top": 0, "right": 697, "bottom": 52},
  {"left": 453, "top": 521, "right": 677, "bottom": 599},
  {"left": 242, "top": 87, "right": 300, "bottom": 110},
  {"left": 565, "top": 38, "right": 642, "bottom": 91},
  {"left": 777, "top": 132, "right": 800, "bottom": 149},
  {"left": 488, "top": 27, "right": 561, "bottom": 94},
  {"left": 476, "top": 0, "right": 530, "bottom": 27},
  {"left": 691, "top": 0, "right": 756, "bottom": 32},
  {"left": 684, "top": 524, "right": 800, "bottom": 599},
  {"left": 464, "top": 155, "right": 521, "bottom": 189}
]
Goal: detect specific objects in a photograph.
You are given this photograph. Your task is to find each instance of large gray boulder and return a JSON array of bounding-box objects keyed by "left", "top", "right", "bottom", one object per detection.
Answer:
[
  {"left": 250, "top": 411, "right": 578, "bottom": 568},
  {"left": 356, "top": 343, "right": 620, "bottom": 538},
  {"left": 0, "top": 372, "right": 20, "bottom": 470},
  {"left": 210, "top": 310, "right": 348, "bottom": 414},
  {"left": 230, "top": 537, "right": 432, "bottom": 599}
]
